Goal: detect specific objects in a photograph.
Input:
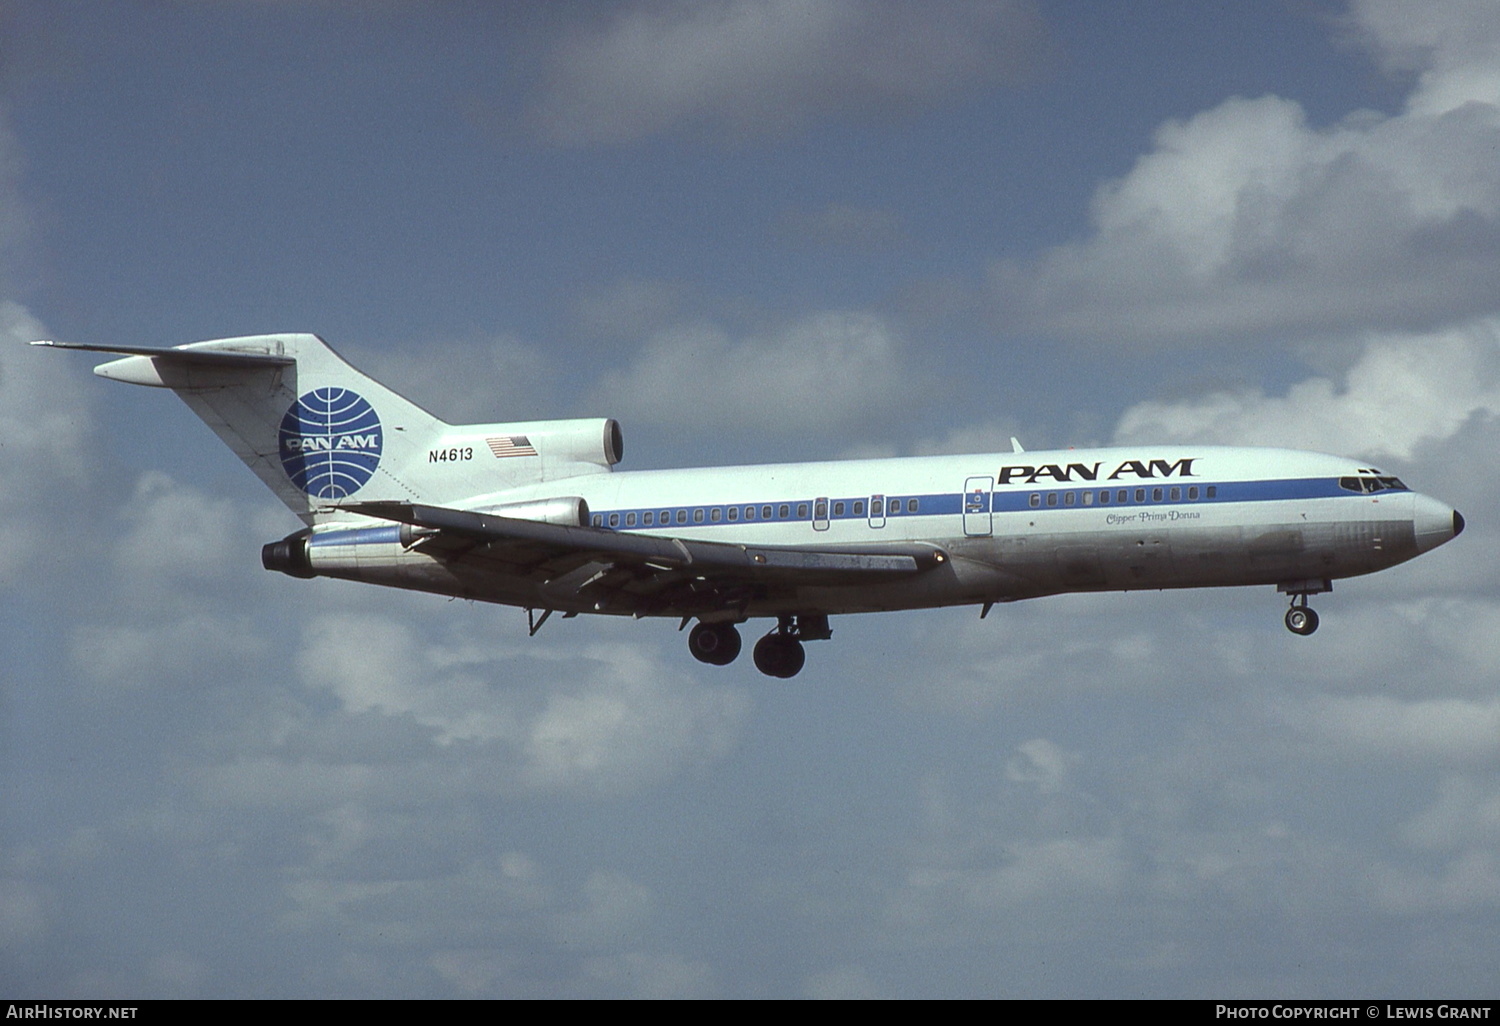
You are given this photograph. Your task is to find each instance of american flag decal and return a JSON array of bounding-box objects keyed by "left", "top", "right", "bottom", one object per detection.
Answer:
[{"left": 487, "top": 435, "right": 538, "bottom": 458}]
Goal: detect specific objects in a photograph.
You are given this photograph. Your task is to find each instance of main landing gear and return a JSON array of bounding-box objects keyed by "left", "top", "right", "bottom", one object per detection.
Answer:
[
  {"left": 687, "top": 621, "right": 742, "bottom": 665},
  {"left": 1279, "top": 579, "right": 1330, "bottom": 636},
  {"left": 753, "top": 630, "right": 805, "bottom": 679},
  {"left": 687, "top": 614, "right": 830, "bottom": 678}
]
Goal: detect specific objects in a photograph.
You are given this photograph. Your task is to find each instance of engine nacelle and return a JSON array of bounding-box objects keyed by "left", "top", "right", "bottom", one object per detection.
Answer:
[
  {"left": 475, "top": 495, "right": 591, "bottom": 526},
  {"left": 426, "top": 418, "right": 623, "bottom": 482},
  {"left": 262, "top": 494, "right": 591, "bottom": 579},
  {"left": 523, "top": 417, "right": 622, "bottom": 469}
]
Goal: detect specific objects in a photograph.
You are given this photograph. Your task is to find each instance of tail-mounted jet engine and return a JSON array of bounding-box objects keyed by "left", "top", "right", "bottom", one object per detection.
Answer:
[{"left": 261, "top": 495, "right": 592, "bottom": 578}]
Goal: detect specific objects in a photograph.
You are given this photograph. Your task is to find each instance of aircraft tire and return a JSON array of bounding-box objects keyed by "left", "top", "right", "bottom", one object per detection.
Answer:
[
  {"left": 1285, "top": 606, "right": 1319, "bottom": 636},
  {"left": 753, "top": 634, "right": 806, "bottom": 678},
  {"left": 689, "top": 622, "right": 742, "bottom": 665}
]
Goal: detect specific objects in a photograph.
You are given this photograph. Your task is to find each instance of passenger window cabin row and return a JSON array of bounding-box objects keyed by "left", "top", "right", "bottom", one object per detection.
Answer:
[
  {"left": 593, "top": 497, "right": 922, "bottom": 529},
  {"left": 588, "top": 476, "right": 1379, "bottom": 529},
  {"left": 1028, "top": 484, "right": 1217, "bottom": 508}
]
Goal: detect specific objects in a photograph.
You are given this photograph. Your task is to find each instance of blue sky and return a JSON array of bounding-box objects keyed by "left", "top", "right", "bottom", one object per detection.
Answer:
[{"left": 4, "top": 0, "right": 1500, "bottom": 998}]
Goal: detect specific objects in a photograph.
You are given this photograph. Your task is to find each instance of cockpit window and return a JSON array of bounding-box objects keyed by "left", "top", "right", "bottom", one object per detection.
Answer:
[{"left": 1339, "top": 475, "right": 1408, "bottom": 493}]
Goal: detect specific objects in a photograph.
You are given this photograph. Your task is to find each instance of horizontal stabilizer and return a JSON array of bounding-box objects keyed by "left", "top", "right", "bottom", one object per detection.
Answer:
[{"left": 30, "top": 339, "right": 294, "bottom": 370}]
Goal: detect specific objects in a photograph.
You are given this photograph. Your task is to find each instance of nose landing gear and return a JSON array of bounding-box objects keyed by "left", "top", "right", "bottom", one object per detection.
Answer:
[
  {"left": 1279, "top": 580, "right": 1330, "bottom": 636},
  {"left": 1284, "top": 597, "right": 1319, "bottom": 636}
]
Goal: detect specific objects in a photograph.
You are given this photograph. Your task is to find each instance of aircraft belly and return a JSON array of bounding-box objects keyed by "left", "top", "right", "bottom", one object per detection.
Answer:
[
  {"left": 1333, "top": 518, "right": 1418, "bottom": 573},
  {"left": 965, "top": 512, "right": 1423, "bottom": 596},
  {"left": 738, "top": 551, "right": 1028, "bottom": 616}
]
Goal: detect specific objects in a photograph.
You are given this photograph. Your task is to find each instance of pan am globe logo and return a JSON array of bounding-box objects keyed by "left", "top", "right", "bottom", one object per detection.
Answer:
[{"left": 279, "top": 388, "right": 383, "bottom": 499}]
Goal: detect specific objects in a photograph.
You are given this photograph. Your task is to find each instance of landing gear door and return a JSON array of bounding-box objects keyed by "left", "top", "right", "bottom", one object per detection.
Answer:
[{"left": 963, "top": 476, "right": 994, "bottom": 537}]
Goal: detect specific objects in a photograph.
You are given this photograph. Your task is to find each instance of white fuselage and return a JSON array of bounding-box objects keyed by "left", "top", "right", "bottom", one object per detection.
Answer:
[{"left": 303, "top": 444, "right": 1460, "bottom": 619}]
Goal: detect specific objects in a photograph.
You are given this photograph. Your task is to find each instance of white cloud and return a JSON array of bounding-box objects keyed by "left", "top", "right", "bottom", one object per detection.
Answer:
[
  {"left": 890, "top": 836, "right": 1127, "bottom": 935},
  {"left": 146, "top": 951, "right": 209, "bottom": 997},
  {"left": 70, "top": 614, "right": 266, "bottom": 690},
  {"left": 0, "top": 118, "right": 32, "bottom": 284},
  {"left": 279, "top": 853, "right": 553, "bottom": 946},
  {"left": 271, "top": 850, "right": 687, "bottom": 996},
  {"left": 357, "top": 334, "right": 559, "bottom": 426},
  {"left": 62, "top": 472, "right": 293, "bottom": 690},
  {"left": 298, "top": 613, "right": 510, "bottom": 745},
  {"left": 775, "top": 202, "right": 905, "bottom": 250},
  {"left": 909, "top": 421, "right": 1027, "bottom": 458},
  {"left": 296, "top": 612, "right": 749, "bottom": 794},
  {"left": 0, "top": 878, "right": 50, "bottom": 950},
  {"left": 1293, "top": 694, "right": 1500, "bottom": 766},
  {"left": 531, "top": 0, "right": 1045, "bottom": 145},
  {"left": 1402, "top": 775, "right": 1500, "bottom": 852},
  {"left": 991, "top": 0, "right": 1500, "bottom": 343},
  {"left": 1368, "top": 849, "right": 1500, "bottom": 914},
  {"left": 572, "top": 276, "right": 689, "bottom": 341},
  {"left": 581, "top": 951, "right": 717, "bottom": 999},
  {"left": 195, "top": 758, "right": 381, "bottom": 812},
  {"left": 1112, "top": 316, "right": 1500, "bottom": 459},
  {"left": 599, "top": 311, "right": 919, "bottom": 433},
  {"left": 547, "top": 869, "right": 653, "bottom": 947},
  {"left": 889, "top": 597, "right": 1184, "bottom": 713},
  {"left": 1005, "top": 738, "right": 1076, "bottom": 794},
  {"left": 518, "top": 641, "right": 748, "bottom": 791},
  {"left": 0, "top": 303, "right": 95, "bottom": 576},
  {"left": 1350, "top": 0, "right": 1500, "bottom": 114},
  {"left": 111, "top": 471, "right": 253, "bottom": 583},
  {"left": 803, "top": 964, "right": 887, "bottom": 999}
]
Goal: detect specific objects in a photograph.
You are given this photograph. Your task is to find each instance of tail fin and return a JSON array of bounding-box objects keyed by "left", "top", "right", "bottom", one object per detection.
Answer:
[{"left": 35, "top": 334, "right": 621, "bottom": 523}]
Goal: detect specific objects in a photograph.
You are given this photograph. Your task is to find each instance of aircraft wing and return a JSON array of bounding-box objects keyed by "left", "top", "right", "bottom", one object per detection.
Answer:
[{"left": 343, "top": 500, "right": 946, "bottom": 613}]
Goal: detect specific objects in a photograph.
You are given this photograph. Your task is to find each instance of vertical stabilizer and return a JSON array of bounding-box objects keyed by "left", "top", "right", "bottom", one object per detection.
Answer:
[
  {"left": 38, "top": 334, "right": 451, "bottom": 523},
  {"left": 38, "top": 333, "right": 622, "bottom": 522}
]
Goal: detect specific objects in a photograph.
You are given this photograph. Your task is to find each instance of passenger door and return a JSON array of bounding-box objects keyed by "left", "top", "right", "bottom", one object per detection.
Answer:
[{"left": 963, "top": 476, "right": 993, "bottom": 537}]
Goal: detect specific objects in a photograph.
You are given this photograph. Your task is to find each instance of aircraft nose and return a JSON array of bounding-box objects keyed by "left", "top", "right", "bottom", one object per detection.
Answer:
[{"left": 1413, "top": 494, "right": 1463, "bottom": 553}]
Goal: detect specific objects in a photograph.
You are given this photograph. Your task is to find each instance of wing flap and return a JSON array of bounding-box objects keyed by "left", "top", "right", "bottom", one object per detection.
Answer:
[{"left": 345, "top": 500, "right": 942, "bottom": 584}]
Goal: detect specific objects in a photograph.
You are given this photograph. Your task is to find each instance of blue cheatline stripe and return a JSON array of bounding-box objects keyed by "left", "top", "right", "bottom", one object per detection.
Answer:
[
  {"left": 307, "top": 477, "right": 1402, "bottom": 545},
  {"left": 991, "top": 475, "right": 1348, "bottom": 513},
  {"left": 590, "top": 476, "right": 1395, "bottom": 532}
]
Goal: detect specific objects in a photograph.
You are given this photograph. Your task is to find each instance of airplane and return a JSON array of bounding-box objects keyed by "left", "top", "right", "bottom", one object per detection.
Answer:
[{"left": 36, "top": 333, "right": 1465, "bottom": 678}]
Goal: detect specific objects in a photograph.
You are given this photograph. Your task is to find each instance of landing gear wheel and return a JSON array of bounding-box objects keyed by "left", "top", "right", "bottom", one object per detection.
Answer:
[
  {"left": 753, "top": 633, "right": 806, "bottom": 678},
  {"left": 688, "top": 622, "right": 742, "bottom": 665},
  {"left": 1285, "top": 605, "right": 1319, "bottom": 636}
]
